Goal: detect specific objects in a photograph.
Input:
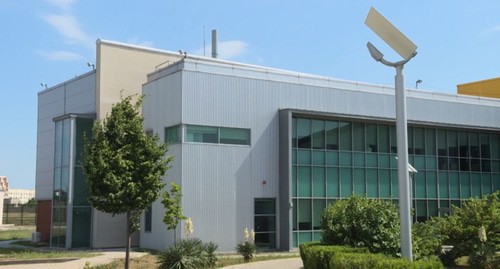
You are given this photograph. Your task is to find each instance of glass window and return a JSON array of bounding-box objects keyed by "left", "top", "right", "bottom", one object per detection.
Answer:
[
  {"left": 312, "top": 151, "right": 325, "bottom": 165},
  {"left": 492, "top": 134, "right": 500, "bottom": 159},
  {"left": 469, "top": 132, "right": 479, "bottom": 158},
  {"left": 438, "top": 172, "right": 449, "bottom": 198},
  {"left": 297, "top": 119, "right": 311, "bottom": 148},
  {"left": 298, "top": 150, "right": 311, "bottom": 165},
  {"left": 312, "top": 120, "right": 325, "bottom": 149},
  {"left": 165, "top": 125, "right": 181, "bottom": 144},
  {"left": 352, "top": 122, "right": 364, "bottom": 152},
  {"left": 378, "top": 125, "right": 390, "bottom": 153},
  {"left": 414, "top": 128, "right": 425, "bottom": 155},
  {"left": 415, "top": 173, "right": 426, "bottom": 198},
  {"left": 298, "top": 199, "right": 312, "bottom": 230},
  {"left": 390, "top": 125, "right": 397, "bottom": 153},
  {"left": 437, "top": 129, "right": 447, "bottom": 156},
  {"left": 449, "top": 172, "right": 460, "bottom": 199},
  {"left": 298, "top": 167, "right": 311, "bottom": 197},
  {"left": 379, "top": 169, "right": 391, "bottom": 198},
  {"left": 353, "top": 169, "right": 365, "bottom": 195},
  {"left": 220, "top": 127, "right": 250, "bottom": 145},
  {"left": 425, "top": 129, "right": 436, "bottom": 156},
  {"left": 408, "top": 127, "right": 414, "bottom": 154},
  {"left": 326, "top": 168, "right": 339, "bottom": 197},
  {"left": 186, "top": 125, "right": 217, "bottom": 143},
  {"left": 312, "top": 167, "right": 326, "bottom": 197},
  {"left": 448, "top": 131, "right": 458, "bottom": 157},
  {"left": 366, "top": 124, "right": 377, "bottom": 152},
  {"left": 367, "top": 169, "right": 378, "bottom": 197},
  {"left": 292, "top": 118, "right": 297, "bottom": 148},
  {"left": 427, "top": 172, "right": 437, "bottom": 198},
  {"left": 254, "top": 198, "right": 276, "bottom": 249},
  {"left": 339, "top": 122, "right": 351, "bottom": 151},
  {"left": 471, "top": 173, "right": 481, "bottom": 197},
  {"left": 480, "top": 133, "right": 490, "bottom": 158},
  {"left": 312, "top": 200, "right": 326, "bottom": 230},
  {"left": 460, "top": 173, "right": 471, "bottom": 198},
  {"left": 326, "top": 121, "right": 339, "bottom": 150},
  {"left": 340, "top": 168, "right": 352, "bottom": 197}
]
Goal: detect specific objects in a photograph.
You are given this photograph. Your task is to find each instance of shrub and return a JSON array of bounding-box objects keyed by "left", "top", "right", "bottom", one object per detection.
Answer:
[
  {"left": 329, "top": 252, "right": 444, "bottom": 269},
  {"left": 321, "top": 196, "right": 401, "bottom": 256},
  {"left": 157, "top": 237, "right": 218, "bottom": 269},
  {"left": 235, "top": 228, "right": 256, "bottom": 262},
  {"left": 438, "top": 191, "right": 499, "bottom": 268},
  {"left": 412, "top": 217, "right": 448, "bottom": 260},
  {"left": 299, "top": 242, "right": 368, "bottom": 269}
]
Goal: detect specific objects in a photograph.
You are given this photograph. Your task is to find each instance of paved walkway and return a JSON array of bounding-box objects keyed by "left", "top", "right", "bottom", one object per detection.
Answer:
[{"left": 222, "top": 257, "right": 303, "bottom": 269}]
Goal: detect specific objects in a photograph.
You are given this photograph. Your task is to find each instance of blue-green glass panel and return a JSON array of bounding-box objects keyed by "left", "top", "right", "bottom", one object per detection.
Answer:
[
  {"left": 482, "top": 174, "right": 492, "bottom": 195},
  {"left": 448, "top": 131, "right": 458, "bottom": 157},
  {"left": 390, "top": 125, "right": 397, "bottom": 153},
  {"left": 378, "top": 125, "right": 390, "bottom": 153},
  {"left": 61, "top": 119, "right": 71, "bottom": 167},
  {"left": 414, "top": 127, "right": 425, "bottom": 155},
  {"left": 353, "top": 169, "right": 365, "bottom": 195},
  {"left": 439, "top": 200, "right": 450, "bottom": 216},
  {"left": 292, "top": 166, "right": 297, "bottom": 197},
  {"left": 379, "top": 154, "right": 390, "bottom": 168},
  {"left": 72, "top": 207, "right": 91, "bottom": 248},
  {"left": 366, "top": 124, "right": 377, "bottom": 153},
  {"left": 391, "top": 154, "right": 398, "bottom": 168},
  {"left": 312, "top": 120, "right": 325, "bottom": 149},
  {"left": 298, "top": 149, "right": 311, "bottom": 165},
  {"left": 379, "top": 170, "right": 391, "bottom": 198},
  {"left": 298, "top": 232, "right": 312, "bottom": 245},
  {"left": 494, "top": 174, "right": 500, "bottom": 192},
  {"left": 366, "top": 153, "right": 377, "bottom": 167},
  {"left": 426, "top": 157, "right": 437, "bottom": 170},
  {"left": 427, "top": 172, "right": 437, "bottom": 198},
  {"left": 298, "top": 200, "right": 312, "bottom": 230},
  {"left": 437, "top": 129, "right": 448, "bottom": 156},
  {"left": 165, "top": 125, "right": 181, "bottom": 144},
  {"left": 339, "top": 122, "right": 351, "bottom": 151},
  {"left": 339, "top": 152, "right": 352, "bottom": 166},
  {"left": 292, "top": 118, "right": 297, "bottom": 148},
  {"left": 460, "top": 173, "right": 471, "bottom": 198},
  {"left": 470, "top": 132, "right": 480, "bottom": 158},
  {"left": 292, "top": 199, "right": 297, "bottom": 231},
  {"left": 492, "top": 160, "right": 500, "bottom": 172},
  {"left": 416, "top": 200, "right": 427, "bottom": 220},
  {"left": 313, "top": 232, "right": 322, "bottom": 242},
  {"left": 340, "top": 168, "right": 352, "bottom": 197},
  {"left": 367, "top": 169, "right": 378, "bottom": 197},
  {"left": 297, "top": 119, "right": 312, "bottom": 148},
  {"left": 326, "top": 151, "right": 338, "bottom": 166},
  {"left": 491, "top": 134, "right": 500, "bottom": 159},
  {"left": 293, "top": 232, "right": 298, "bottom": 248},
  {"left": 391, "top": 170, "right": 398, "bottom": 197},
  {"left": 73, "top": 166, "right": 89, "bottom": 206},
  {"left": 353, "top": 122, "right": 365, "bottom": 152},
  {"left": 312, "top": 151, "right": 325, "bottom": 165},
  {"left": 428, "top": 200, "right": 438, "bottom": 217},
  {"left": 298, "top": 167, "right": 311, "bottom": 197},
  {"left": 292, "top": 150, "right": 297, "bottom": 164},
  {"left": 449, "top": 172, "right": 460, "bottom": 199},
  {"left": 313, "top": 167, "right": 326, "bottom": 197},
  {"left": 470, "top": 173, "right": 481, "bottom": 198},
  {"left": 326, "top": 121, "right": 339, "bottom": 150},
  {"left": 312, "top": 199, "right": 326, "bottom": 230},
  {"left": 426, "top": 129, "right": 436, "bottom": 156},
  {"left": 415, "top": 173, "right": 426, "bottom": 198},
  {"left": 186, "top": 125, "right": 218, "bottom": 143},
  {"left": 326, "top": 168, "right": 339, "bottom": 197},
  {"left": 353, "top": 153, "right": 364, "bottom": 167},
  {"left": 439, "top": 172, "right": 449, "bottom": 198},
  {"left": 414, "top": 156, "right": 426, "bottom": 171}
]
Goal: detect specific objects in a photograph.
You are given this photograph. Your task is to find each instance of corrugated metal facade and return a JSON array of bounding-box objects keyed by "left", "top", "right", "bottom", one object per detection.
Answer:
[{"left": 142, "top": 58, "right": 500, "bottom": 251}]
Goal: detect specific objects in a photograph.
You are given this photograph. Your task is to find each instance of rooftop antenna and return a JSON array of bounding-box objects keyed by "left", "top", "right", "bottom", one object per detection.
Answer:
[
  {"left": 40, "top": 83, "right": 47, "bottom": 90},
  {"left": 87, "top": 62, "right": 95, "bottom": 70},
  {"left": 415, "top": 79, "right": 422, "bottom": 89},
  {"left": 211, "top": 29, "right": 218, "bottom": 58}
]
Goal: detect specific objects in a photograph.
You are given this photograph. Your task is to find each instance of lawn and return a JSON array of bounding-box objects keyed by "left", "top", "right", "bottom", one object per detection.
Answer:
[
  {"left": 0, "top": 248, "right": 98, "bottom": 260},
  {"left": 0, "top": 226, "right": 35, "bottom": 241}
]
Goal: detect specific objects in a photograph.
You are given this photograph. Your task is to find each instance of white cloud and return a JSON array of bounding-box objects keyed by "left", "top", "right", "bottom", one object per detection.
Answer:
[
  {"left": 37, "top": 50, "right": 83, "bottom": 61},
  {"left": 126, "top": 37, "right": 154, "bottom": 48},
  {"left": 46, "top": 0, "right": 75, "bottom": 10},
  {"left": 42, "top": 14, "right": 91, "bottom": 46},
  {"left": 481, "top": 24, "right": 500, "bottom": 35},
  {"left": 194, "top": 40, "right": 249, "bottom": 60}
]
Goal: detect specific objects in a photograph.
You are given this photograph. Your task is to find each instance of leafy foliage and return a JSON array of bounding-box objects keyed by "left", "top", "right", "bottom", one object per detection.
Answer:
[
  {"left": 329, "top": 252, "right": 443, "bottom": 269},
  {"left": 411, "top": 217, "right": 448, "bottom": 260},
  {"left": 299, "top": 242, "right": 369, "bottom": 269},
  {"left": 321, "top": 196, "right": 401, "bottom": 256},
  {"left": 83, "top": 95, "right": 172, "bottom": 268},
  {"left": 157, "top": 237, "right": 218, "bottom": 269},
  {"left": 236, "top": 241, "right": 256, "bottom": 262},
  {"left": 437, "top": 191, "right": 500, "bottom": 268},
  {"left": 162, "top": 182, "right": 186, "bottom": 243}
]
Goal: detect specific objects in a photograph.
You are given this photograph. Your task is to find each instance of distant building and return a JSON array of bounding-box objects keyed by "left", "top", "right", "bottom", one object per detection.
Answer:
[
  {"left": 458, "top": 77, "right": 500, "bottom": 98},
  {"left": 0, "top": 176, "right": 8, "bottom": 192},
  {"left": 6, "top": 189, "right": 35, "bottom": 205}
]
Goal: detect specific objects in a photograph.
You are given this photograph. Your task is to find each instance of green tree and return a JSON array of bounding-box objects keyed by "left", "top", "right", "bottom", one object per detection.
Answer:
[
  {"left": 25, "top": 198, "right": 37, "bottom": 206},
  {"left": 162, "top": 182, "right": 186, "bottom": 243},
  {"left": 83, "top": 95, "right": 172, "bottom": 269}
]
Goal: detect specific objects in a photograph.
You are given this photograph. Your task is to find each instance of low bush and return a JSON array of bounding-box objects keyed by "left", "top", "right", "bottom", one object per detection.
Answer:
[
  {"left": 329, "top": 252, "right": 444, "bottom": 269},
  {"left": 299, "top": 242, "right": 368, "bottom": 269},
  {"left": 321, "top": 196, "right": 401, "bottom": 256},
  {"left": 157, "top": 237, "right": 218, "bottom": 269},
  {"left": 412, "top": 217, "right": 448, "bottom": 260}
]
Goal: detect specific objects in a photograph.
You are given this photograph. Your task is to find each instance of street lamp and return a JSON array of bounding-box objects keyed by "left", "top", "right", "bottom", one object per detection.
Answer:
[{"left": 365, "top": 7, "right": 417, "bottom": 260}]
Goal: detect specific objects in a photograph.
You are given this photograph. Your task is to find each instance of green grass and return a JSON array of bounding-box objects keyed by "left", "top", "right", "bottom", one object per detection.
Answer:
[
  {"left": 0, "top": 248, "right": 99, "bottom": 260},
  {"left": 10, "top": 240, "right": 49, "bottom": 248},
  {"left": 0, "top": 227, "right": 35, "bottom": 241},
  {"left": 216, "top": 253, "right": 300, "bottom": 268}
]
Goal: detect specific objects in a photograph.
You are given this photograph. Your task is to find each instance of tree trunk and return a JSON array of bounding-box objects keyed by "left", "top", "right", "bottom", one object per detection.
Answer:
[{"left": 125, "top": 211, "right": 131, "bottom": 269}]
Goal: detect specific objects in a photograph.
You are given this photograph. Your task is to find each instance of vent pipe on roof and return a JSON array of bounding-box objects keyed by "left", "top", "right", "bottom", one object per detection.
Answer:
[{"left": 211, "top": 29, "right": 218, "bottom": 58}]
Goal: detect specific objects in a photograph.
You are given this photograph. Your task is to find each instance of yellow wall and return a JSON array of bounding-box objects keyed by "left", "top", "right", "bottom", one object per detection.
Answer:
[{"left": 457, "top": 77, "right": 500, "bottom": 98}]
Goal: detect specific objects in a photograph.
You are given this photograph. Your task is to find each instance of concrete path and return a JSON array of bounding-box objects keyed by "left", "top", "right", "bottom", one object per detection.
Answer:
[{"left": 222, "top": 257, "right": 303, "bottom": 269}]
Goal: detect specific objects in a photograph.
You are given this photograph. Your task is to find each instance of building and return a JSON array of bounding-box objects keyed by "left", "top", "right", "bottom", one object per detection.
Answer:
[
  {"left": 36, "top": 40, "right": 500, "bottom": 251},
  {"left": 6, "top": 189, "right": 35, "bottom": 205},
  {"left": 0, "top": 176, "right": 8, "bottom": 192},
  {"left": 457, "top": 77, "right": 500, "bottom": 98}
]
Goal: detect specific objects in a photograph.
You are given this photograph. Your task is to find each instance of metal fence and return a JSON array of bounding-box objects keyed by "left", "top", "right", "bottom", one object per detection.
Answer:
[{"left": 3, "top": 204, "right": 36, "bottom": 226}]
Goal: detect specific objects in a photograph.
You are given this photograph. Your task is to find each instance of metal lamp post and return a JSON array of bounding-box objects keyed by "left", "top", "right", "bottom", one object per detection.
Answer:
[{"left": 365, "top": 7, "right": 418, "bottom": 260}]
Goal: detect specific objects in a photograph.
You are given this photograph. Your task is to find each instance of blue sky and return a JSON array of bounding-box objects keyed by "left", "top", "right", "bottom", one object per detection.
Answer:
[{"left": 1, "top": 0, "right": 499, "bottom": 189}]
